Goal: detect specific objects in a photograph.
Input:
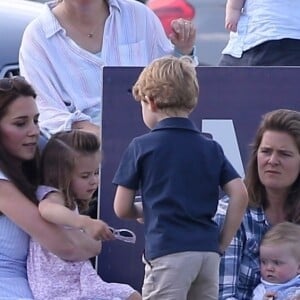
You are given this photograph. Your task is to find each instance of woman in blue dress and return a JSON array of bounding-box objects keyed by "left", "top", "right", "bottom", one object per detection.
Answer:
[{"left": 0, "top": 77, "right": 102, "bottom": 299}]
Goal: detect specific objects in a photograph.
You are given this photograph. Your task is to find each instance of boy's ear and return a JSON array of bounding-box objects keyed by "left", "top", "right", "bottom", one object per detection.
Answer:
[{"left": 145, "top": 96, "right": 158, "bottom": 112}]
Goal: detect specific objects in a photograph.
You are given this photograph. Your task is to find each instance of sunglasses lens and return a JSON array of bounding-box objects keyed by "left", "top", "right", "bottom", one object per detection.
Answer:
[
  {"left": 109, "top": 227, "right": 136, "bottom": 243},
  {"left": 0, "top": 79, "right": 13, "bottom": 91},
  {"left": 0, "top": 76, "right": 25, "bottom": 92},
  {"left": 118, "top": 230, "right": 133, "bottom": 237}
]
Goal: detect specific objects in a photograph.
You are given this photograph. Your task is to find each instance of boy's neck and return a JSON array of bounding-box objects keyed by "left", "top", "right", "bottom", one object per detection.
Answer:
[{"left": 158, "top": 112, "right": 190, "bottom": 120}]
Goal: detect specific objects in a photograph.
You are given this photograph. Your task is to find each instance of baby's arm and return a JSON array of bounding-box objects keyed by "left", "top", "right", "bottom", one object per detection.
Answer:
[
  {"left": 225, "top": 0, "right": 245, "bottom": 32},
  {"left": 219, "top": 178, "right": 248, "bottom": 253},
  {"left": 39, "top": 191, "right": 114, "bottom": 241}
]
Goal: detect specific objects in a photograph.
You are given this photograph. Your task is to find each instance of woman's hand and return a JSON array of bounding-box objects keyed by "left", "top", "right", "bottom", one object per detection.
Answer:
[{"left": 169, "top": 18, "right": 196, "bottom": 55}]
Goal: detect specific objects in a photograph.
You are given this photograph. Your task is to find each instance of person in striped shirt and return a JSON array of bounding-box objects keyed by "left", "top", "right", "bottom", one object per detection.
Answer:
[{"left": 19, "top": 0, "right": 198, "bottom": 137}]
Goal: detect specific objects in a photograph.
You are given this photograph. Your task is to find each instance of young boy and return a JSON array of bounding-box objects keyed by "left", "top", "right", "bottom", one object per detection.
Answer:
[
  {"left": 225, "top": 0, "right": 245, "bottom": 32},
  {"left": 252, "top": 222, "right": 300, "bottom": 300},
  {"left": 113, "top": 56, "right": 248, "bottom": 299}
]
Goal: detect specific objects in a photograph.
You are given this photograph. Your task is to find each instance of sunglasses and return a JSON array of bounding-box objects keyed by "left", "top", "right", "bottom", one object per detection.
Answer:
[
  {"left": 109, "top": 227, "right": 136, "bottom": 244},
  {"left": 0, "top": 76, "right": 26, "bottom": 92}
]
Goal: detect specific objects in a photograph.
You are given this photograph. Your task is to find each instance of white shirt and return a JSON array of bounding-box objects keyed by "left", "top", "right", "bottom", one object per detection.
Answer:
[
  {"left": 222, "top": 0, "right": 300, "bottom": 58},
  {"left": 19, "top": 0, "right": 176, "bottom": 133},
  {"left": 252, "top": 275, "right": 300, "bottom": 300}
]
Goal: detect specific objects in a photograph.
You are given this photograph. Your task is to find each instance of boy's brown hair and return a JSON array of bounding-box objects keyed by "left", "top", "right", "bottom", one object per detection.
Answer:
[{"left": 132, "top": 56, "right": 199, "bottom": 115}]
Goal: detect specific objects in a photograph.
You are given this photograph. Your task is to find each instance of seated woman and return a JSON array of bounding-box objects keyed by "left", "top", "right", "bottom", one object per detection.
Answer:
[
  {"left": 0, "top": 77, "right": 103, "bottom": 298},
  {"left": 215, "top": 109, "right": 300, "bottom": 299}
]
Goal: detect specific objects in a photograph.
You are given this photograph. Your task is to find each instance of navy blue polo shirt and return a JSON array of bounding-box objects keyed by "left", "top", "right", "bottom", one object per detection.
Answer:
[{"left": 113, "top": 117, "right": 240, "bottom": 260}]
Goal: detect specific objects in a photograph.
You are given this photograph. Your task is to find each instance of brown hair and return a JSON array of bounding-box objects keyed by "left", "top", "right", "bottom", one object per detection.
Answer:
[
  {"left": 244, "top": 109, "right": 300, "bottom": 223},
  {"left": 40, "top": 130, "right": 100, "bottom": 212},
  {"left": 132, "top": 56, "right": 199, "bottom": 115},
  {"left": 261, "top": 222, "right": 300, "bottom": 261},
  {"left": 0, "top": 77, "right": 39, "bottom": 207}
]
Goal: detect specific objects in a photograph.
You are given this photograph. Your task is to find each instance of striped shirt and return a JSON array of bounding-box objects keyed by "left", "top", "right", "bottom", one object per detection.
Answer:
[
  {"left": 19, "top": 0, "right": 182, "bottom": 133},
  {"left": 214, "top": 197, "right": 270, "bottom": 300}
]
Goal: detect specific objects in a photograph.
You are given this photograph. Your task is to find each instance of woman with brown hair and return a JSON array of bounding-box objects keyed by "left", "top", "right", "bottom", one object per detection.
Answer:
[
  {"left": 215, "top": 109, "right": 300, "bottom": 299},
  {"left": 0, "top": 77, "right": 102, "bottom": 299}
]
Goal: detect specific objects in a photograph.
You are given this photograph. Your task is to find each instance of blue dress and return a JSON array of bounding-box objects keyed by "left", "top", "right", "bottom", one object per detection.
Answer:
[{"left": 0, "top": 171, "right": 33, "bottom": 299}]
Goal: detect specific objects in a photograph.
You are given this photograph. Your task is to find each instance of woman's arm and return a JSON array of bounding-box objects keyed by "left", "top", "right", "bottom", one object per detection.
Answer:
[
  {"left": 0, "top": 180, "right": 101, "bottom": 261},
  {"left": 19, "top": 24, "right": 92, "bottom": 133}
]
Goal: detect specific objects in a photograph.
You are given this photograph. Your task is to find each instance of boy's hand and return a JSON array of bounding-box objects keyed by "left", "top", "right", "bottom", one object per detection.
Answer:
[
  {"left": 136, "top": 217, "right": 144, "bottom": 224},
  {"left": 81, "top": 216, "right": 115, "bottom": 241}
]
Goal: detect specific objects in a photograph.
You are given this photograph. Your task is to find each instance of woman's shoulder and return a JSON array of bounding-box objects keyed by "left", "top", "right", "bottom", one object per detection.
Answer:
[{"left": 22, "top": 3, "right": 56, "bottom": 41}]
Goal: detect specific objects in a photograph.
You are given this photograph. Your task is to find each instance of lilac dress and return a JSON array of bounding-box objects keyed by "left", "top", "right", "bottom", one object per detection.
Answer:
[
  {"left": 27, "top": 186, "right": 135, "bottom": 300},
  {"left": 0, "top": 171, "right": 34, "bottom": 299}
]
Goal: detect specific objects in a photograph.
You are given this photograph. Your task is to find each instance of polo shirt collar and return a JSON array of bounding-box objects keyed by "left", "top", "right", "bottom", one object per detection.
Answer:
[{"left": 152, "top": 117, "right": 200, "bottom": 133}]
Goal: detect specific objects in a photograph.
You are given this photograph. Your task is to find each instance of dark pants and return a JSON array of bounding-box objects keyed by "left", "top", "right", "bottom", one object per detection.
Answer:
[{"left": 219, "top": 38, "right": 300, "bottom": 66}]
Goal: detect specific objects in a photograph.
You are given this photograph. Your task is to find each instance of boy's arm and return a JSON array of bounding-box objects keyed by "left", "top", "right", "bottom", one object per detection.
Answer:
[
  {"left": 39, "top": 192, "right": 114, "bottom": 240},
  {"left": 114, "top": 186, "right": 143, "bottom": 219},
  {"left": 219, "top": 178, "right": 248, "bottom": 253}
]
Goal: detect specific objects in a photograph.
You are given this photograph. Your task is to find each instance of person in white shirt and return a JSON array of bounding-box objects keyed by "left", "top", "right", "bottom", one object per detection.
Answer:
[
  {"left": 219, "top": 0, "right": 300, "bottom": 66},
  {"left": 19, "top": 0, "right": 197, "bottom": 137},
  {"left": 252, "top": 222, "right": 300, "bottom": 300}
]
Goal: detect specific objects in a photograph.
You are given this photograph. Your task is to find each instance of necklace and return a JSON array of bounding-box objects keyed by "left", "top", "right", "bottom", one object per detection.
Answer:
[
  {"left": 56, "top": 0, "right": 110, "bottom": 40},
  {"left": 58, "top": 5, "right": 101, "bottom": 39}
]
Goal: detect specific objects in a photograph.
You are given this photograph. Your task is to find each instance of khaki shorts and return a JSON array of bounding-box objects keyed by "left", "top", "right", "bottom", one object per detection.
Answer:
[{"left": 142, "top": 251, "right": 220, "bottom": 300}]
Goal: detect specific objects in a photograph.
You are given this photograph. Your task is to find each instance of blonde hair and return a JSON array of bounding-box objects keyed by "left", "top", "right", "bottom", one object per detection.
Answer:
[
  {"left": 261, "top": 222, "right": 300, "bottom": 261},
  {"left": 132, "top": 56, "right": 199, "bottom": 115}
]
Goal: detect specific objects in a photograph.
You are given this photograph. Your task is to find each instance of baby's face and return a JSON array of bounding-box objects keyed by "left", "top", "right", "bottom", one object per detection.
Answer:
[{"left": 260, "top": 244, "right": 300, "bottom": 284}]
